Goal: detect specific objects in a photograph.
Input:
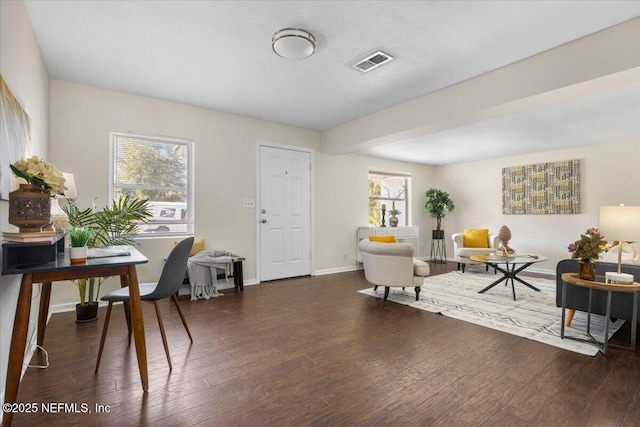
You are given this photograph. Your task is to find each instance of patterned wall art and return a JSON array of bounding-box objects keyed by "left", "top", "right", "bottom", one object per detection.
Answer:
[
  {"left": 0, "top": 74, "right": 32, "bottom": 200},
  {"left": 502, "top": 159, "right": 580, "bottom": 215}
]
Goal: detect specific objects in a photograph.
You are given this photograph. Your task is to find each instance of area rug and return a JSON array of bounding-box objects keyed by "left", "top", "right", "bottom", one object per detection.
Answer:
[{"left": 359, "top": 270, "right": 624, "bottom": 356}]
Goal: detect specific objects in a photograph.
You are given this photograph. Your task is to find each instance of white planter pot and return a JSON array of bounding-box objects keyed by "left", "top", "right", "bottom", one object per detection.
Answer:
[{"left": 69, "top": 246, "right": 88, "bottom": 263}]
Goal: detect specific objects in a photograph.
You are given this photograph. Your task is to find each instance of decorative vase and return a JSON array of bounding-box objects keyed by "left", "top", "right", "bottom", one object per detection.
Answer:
[
  {"left": 69, "top": 246, "right": 88, "bottom": 264},
  {"left": 578, "top": 258, "right": 596, "bottom": 281},
  {"left": 50, "top": 197, "right": 69, "bottom": 234},
  {"left": 389, "top": 216, "right": 399, "bottom": 227},
  {"left": 8, "top": 184, "right": 52, "bottom": 232},
  {"left": 75, "top": 302, "right": 98, "bottom": 323}
]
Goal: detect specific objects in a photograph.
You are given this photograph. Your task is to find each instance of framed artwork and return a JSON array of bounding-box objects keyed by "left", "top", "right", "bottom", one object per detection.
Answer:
[
  {"left": 502, "top": 159, "right": 580, "bottom": 215},
  {"left": 0, "top": 74, "right": 32, "bottom": 200}
]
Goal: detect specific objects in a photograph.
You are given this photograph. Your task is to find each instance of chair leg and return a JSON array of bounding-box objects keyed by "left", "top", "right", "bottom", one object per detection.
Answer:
[
  {"left": 95, "top": 302, "right": 114, "bottom": 373},
  {"left": 415, "top": 287, "right": 420, "bottom": 301},
  {"left": 383, "top": 286, "right": 390, "bottom": 301},
  {"left": 153, "top": 301, "right": 173, "bottom": 370},
  {"left": 123, "top": 300, "right": 132, "bottom": 346},
  {"left": 373, "top": 285, "right": 378, "bottom": 291},
  {"left": 171, "top": 294, "right": 193, "bottom": 343}
]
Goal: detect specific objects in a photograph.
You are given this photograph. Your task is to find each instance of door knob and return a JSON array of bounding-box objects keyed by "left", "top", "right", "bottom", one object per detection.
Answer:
[
  {"left": 261, "top": 209, "right": 266, "bottom": 214},
  {"left": 262, "top": 218, "right": 267, "bottom": 223}
]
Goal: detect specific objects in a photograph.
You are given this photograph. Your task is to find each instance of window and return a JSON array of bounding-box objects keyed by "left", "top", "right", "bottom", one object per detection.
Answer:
[
  {"left": 110, "top": 131, "right": 193, "bottom": 236},
  {"left": 368, "top": 169, "right": 411, "bottom": 227}
]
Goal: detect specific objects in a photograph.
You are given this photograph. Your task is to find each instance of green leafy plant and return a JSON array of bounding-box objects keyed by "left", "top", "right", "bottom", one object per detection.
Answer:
[
  {"left": 389, "top": 209, "right": 401, "bottom": 217},
  {"left": 424, "top": 188, "right": 455, "bottom": 231},
  {"left": 68, "top": 226, "right": 92, "bottom": 247},
  {"left": 63, "top": 195, "right": 151, "bottom": 306},
  {"left": 567, "top": 228, "right": 607, "bottom": 260}
]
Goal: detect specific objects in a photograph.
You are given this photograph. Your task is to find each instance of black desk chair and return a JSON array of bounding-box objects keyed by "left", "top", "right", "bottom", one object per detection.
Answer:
[{"left": 95, "top": 237, "right": 195, "bottom": 371}]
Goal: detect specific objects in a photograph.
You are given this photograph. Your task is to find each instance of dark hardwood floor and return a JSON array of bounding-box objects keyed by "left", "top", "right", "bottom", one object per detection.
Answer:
[{"left": 11, "top": 262, "right": 640, "bottom": 426}]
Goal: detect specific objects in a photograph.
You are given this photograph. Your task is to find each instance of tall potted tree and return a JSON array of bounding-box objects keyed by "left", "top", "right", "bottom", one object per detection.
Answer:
[
  {"left": 63, "top": 195, "right": 151, "bottom": 322},
  {"left": 424, "top": 188, "right": 455, "bottom": 263}
]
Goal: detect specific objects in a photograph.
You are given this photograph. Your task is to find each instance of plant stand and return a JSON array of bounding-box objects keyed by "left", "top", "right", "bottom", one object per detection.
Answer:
[{"left": 430, "top": 229, "right": 446, "bottom": 263}]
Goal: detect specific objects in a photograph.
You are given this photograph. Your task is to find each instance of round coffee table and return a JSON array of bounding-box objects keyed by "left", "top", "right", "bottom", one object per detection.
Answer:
[{"left": 470, "top": 253, "right": 548, "bottom": 300}]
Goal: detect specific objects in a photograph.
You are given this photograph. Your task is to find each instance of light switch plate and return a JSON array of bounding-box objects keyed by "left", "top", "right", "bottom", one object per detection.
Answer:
[{"left": 243, "top": 199, "right": 255, "bottom": 208}]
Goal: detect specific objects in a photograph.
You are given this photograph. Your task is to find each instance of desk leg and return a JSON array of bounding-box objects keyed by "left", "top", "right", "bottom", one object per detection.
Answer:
[
  {"left": 126, "top": 266, "right": 148, "bottom": 392},
  {"left": 3, "top": 274, "right": 34, "bottom": 427},
  {"left": 37, "top": 282, "right": 52, "bottom": 348}
]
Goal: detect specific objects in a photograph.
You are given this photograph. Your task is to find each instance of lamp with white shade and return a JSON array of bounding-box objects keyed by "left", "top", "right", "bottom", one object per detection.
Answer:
[{"left": 599, "top": 205, "right": 640, "bottom": 283}]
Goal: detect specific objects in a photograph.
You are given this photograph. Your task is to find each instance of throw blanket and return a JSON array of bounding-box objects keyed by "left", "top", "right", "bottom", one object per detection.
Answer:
[{"left": 187, "top": 250, "right": 233, "bottom": 301}]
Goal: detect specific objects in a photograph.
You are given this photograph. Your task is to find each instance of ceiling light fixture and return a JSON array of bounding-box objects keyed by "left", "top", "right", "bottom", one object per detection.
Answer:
[{"left": 272, "top": 28, "right": 316, "bottom": 60}]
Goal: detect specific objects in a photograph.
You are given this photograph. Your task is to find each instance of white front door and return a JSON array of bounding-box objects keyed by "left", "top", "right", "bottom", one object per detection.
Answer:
[{"left": 259, "top": 145, "right": 312, "bottom": 281}]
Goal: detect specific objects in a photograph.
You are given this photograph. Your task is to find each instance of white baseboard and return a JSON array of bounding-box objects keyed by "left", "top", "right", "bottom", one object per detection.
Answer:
[{"left": 314, "top": 265, "right": 361, "bottom": 276}]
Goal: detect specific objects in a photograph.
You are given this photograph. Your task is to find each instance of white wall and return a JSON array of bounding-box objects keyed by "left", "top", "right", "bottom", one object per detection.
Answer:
[
  {"left": 47, "top": 81, "right": 439, "bottom": 304},
  {"left": 436, "top": 139, "right": 640, "bottom": 273},
  {"left": 314, "top": 151, "right": 436, "bottom": 274},
  {"left": 0, "top": 0, "right": 51, "bottom": 405}
]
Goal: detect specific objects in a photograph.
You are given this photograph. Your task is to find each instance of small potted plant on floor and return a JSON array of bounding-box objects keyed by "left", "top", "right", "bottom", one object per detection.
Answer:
[
  {"left": 63, "top": 195, "right": 151, "bottom": 322},
  {"left": 424, "top": 188, "right": 455, "bottom": 263}
]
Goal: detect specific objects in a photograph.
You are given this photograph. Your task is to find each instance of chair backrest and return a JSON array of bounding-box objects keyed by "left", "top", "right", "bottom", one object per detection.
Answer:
[
  {"left": 146, "top": 237, "right": 194, "bottom": 300},
  {"left": 359, "top": 239, "right": 415, "bottom": 287}
]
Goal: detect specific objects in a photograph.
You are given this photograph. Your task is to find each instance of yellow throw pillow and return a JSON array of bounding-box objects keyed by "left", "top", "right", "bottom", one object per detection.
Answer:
[
  {"left": 369, "top": 235, "right": 397, "bottom": 243},
  {"left": 189, "top": 239, "right": 205, "bottom": 256},
  {"left": 463, "top": 229, "right": 489, "bottom": 248}
]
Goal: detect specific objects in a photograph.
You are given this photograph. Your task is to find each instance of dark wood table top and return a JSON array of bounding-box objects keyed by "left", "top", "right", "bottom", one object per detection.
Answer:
[{"left": 2, "top": 246, "right": 148, "bottom": 276}]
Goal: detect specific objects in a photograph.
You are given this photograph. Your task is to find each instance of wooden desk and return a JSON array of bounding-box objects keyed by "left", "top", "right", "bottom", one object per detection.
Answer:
[
  {"left": 561, "top": 272, "right": 640, "bottom": 355},
  {"left": 1, "top": 248, "right": 148, "bottom": 427}
]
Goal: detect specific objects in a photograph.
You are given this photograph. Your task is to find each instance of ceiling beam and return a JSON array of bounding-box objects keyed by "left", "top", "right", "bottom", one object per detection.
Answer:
[{"left": 320, "top": 17, "right": 640, "bottom": 155}]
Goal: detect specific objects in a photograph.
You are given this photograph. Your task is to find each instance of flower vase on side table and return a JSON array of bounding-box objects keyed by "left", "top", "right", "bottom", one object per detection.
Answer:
[{"left": 578, "top": 258, "right": 596, "bottom": 281}]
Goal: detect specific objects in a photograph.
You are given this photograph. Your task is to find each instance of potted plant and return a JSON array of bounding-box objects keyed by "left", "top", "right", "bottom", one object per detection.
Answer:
[
  {"left": 9, "top": 156, "right": 67, "bottom": 232},
  {"left": 388, "top": 208, "right": 401, "bottom": 227},
  {"left": 567, "top": 227, "right": 607, "bottom": 281},
  {"left": 63, "top": 195, "right": 151, "bottom": 322},
  {"left": 424, "top": 188, "right": 455, "bottom": 240},
  {"left": 68, "top": 226, "right": 91, "bottom": 263}
]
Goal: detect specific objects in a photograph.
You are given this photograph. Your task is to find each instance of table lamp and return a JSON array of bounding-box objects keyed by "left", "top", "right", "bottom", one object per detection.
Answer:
[{"left": 599, "top": 205, "right": 640, "bottom": 283}]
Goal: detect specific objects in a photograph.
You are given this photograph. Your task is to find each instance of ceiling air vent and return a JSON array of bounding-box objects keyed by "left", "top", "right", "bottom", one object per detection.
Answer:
[{"left": 352, "top": 51, "right": 394, "bottom": 73}]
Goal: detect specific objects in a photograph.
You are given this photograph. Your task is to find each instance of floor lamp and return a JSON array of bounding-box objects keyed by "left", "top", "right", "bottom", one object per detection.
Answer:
[{"left": 599, "top": 205, "right": 640, "bottom": 283}]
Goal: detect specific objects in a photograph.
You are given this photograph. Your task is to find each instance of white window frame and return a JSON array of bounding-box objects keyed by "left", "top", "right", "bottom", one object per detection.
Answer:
[
  {"left": 368, "top": 169, "right": 412, "bottom": 227},
  {"left": 109, "top": 131, "right": 194, "bottom": 237}
]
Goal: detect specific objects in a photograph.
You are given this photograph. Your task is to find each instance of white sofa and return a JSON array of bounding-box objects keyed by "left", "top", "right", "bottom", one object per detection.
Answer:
[
  {"left": 600, "top": 242, "right": 640, "bottom": 265},
  {"left": 359, "top": 239, "right": 430, "bottom": 301},
  {"left": 451, "top": 231, "right": 500, "bottom": 272}
]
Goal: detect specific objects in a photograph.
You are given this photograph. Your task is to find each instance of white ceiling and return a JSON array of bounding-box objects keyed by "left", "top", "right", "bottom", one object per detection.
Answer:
[{"left": 24, "top": 1, "right": 640, "bottom": 165}]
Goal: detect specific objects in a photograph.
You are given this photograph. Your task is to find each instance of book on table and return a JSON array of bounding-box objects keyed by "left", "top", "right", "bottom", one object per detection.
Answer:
[
  {"left": 2, "top": 230, "right": 59, "bottom": 244},
  {"left": 87, "top": 246, "right": 132, "bottom": 259}
]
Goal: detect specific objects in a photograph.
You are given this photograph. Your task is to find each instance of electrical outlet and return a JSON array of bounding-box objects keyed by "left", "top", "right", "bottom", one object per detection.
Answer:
[{"left": 242, "top": 199, "right": 255, "bottom": 208}]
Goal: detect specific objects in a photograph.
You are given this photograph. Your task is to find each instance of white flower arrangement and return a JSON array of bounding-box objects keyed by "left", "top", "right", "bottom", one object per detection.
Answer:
[{"left": 10, "top": 155, "right": 67, "bottom": 194}]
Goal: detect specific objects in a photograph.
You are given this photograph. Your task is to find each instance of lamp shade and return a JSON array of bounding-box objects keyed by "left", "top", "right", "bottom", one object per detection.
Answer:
[
  {"left": 272, "top": 28, "right": 316, "bottom": 60},
  {"left": 599, "top": 206, "right": 640, "bottom": 242},
  {"left": 61, "top": 172, "right": 77, "bottom": 198}
]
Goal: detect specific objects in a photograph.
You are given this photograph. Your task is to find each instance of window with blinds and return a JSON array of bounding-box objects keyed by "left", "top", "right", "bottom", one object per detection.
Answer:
[
  {"left": 111, "top": 131, "right": 193, "bottom": 236},
  {"left": 368, "top": 169, "right": 411, "bottom": 227}
]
